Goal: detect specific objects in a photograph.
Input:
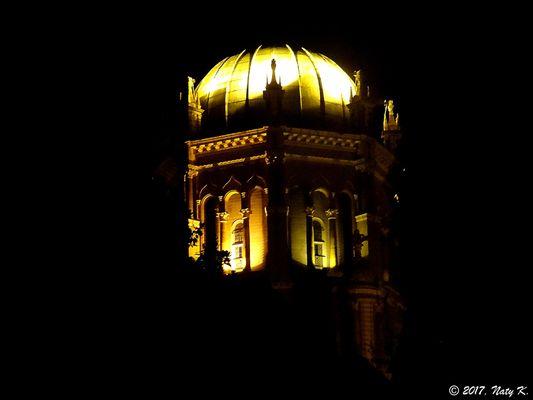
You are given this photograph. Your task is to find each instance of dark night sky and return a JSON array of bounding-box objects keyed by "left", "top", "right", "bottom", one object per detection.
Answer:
[{"left": 91, "top": 5, "right": 527, "bottom": 393}]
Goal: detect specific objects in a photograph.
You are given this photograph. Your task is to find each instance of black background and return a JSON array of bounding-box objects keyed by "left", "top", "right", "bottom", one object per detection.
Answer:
[{"left": 53, "top": 3, "right": 529, "bottom": 398}]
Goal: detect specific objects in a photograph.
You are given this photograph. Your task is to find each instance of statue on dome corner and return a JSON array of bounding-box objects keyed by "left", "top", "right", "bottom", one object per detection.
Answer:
[
  {"left": 186, "top": 76, "right": 203, "bottom": 133},
  {"left": 386, "top": 100, "right": 395, "bottom": 121},
  {"left": 187, "top": 76, "right": 196, "bottom": 104},
  {"left": 354, "top": 69, "right": 363, "bottom": 97}
]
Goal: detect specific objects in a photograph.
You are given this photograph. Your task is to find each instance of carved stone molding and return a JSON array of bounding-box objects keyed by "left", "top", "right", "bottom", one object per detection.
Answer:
[
  {"left": 284, "top": 153, "right": 363, "bottom": 166},
  {"left": 189, "top": 130, "right": 267, "bottom": 155},
  {"left": 188, "top": 154, "right": 267, "bottom": 170},
  {"left": 240, "top": 208, "right": 250, "bottom": 218},
  {"left": 265, "top": 205, "right": 289, "bottom": 217},
  {"left": 283, "top": 130, "right": 360, "bottom": 151},
  {"left": 218, "top": 158, "right": 246, "bottom": 166}
]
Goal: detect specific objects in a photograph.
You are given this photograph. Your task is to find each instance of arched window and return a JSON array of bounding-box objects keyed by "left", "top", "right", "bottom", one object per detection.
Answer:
[
  {"left": 231, "top": 221, "right": 245, "bottom": 272},
  {"left": 313, "top": 220, "right": 325, "bottom": 268}
]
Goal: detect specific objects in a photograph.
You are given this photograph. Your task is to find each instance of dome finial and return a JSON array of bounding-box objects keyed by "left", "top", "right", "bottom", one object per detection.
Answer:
[
  {"left": 263, "top": 58, "right": 284, "bottom": 125},
  {"left": 270, "top": 58, "right": 278, "bottom": 85},
  {"left": 265, "top": 58, "right": 282, "bottom": 90}
]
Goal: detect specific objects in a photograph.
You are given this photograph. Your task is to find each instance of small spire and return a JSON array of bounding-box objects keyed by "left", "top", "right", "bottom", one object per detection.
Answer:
[
  {"left": 383, "top": 100, "right": 388, "bottom": 130},
  {"left": 341, "top": 91, "right": 346, "bottom": 122}
]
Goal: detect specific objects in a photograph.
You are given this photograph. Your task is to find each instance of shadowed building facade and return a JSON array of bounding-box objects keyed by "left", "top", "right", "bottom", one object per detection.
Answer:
[{"left": 181, "top": 45, "right": 404, "bottom": 377}]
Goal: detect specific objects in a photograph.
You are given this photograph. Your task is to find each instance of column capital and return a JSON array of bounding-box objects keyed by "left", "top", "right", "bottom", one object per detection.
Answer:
[
  {"left": 240, "top": 208, "right": 250, "bottom": 218},
  {"left": 186, "top": 168, "right": 199, "bottom": 178},
  {"left": 326, "top": 208, "right": 339, "bottom": 219},
  {"left": 266, "top": 205, "right": 289, "bottom": 217},
  {"left": 216, "top": 211, "right": 229, "bottom": 222},
  {"left": 305, "top": 206, "right": 316, "bottom": 217}
]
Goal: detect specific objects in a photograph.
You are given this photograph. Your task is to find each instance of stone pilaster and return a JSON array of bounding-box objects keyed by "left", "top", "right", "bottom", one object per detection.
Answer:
[
  {"left": 326, "top": 208, "right": 339, "bottom": 268},
  {"left": 265, "top": 127, "right": 290, "bottom": 287},
  {"left": 216, "top": 211, "right": 229, "bottom": 252},
  {"left": 305, "top": 206, "right": 315, "bottom": 269},
  {"left": 240, "top": 201, "right": 251, "bottom": 272},
  {"left": 186, "top": 167, "right": 198, "bottom": 214}
]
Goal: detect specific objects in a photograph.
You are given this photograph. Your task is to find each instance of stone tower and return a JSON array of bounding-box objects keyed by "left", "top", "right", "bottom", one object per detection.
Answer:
[{"left": 179, "top": 45, "right": 404, "bottom": 377}]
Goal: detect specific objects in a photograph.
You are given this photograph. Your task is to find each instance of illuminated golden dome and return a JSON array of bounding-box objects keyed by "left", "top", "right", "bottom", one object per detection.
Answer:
[{"left": 195, "top": 45, "right": 356, "bottom": 131}]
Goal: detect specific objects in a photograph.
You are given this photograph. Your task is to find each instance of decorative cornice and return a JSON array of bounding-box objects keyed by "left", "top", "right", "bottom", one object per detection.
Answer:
[
  {"left": 284, "top": 131, "right": 360, "bottom": 151},
  {"left": 218, "top": 158, "right": 246, "bottom": 166},
  {"left": 348, "top": 285, "right": 384, "bottom": 297},
  {"left": 188, "top": 129, "right": 268, "bottom": 156},
  {"left": 284, "top": 153, "right": 365, "bottom": 167},
  {"left": 187, "top": 127, "right": 268, "bottom": 145}
]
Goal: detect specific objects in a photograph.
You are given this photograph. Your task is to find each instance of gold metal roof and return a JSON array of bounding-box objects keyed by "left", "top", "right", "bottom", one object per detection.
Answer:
[{"left": 195, "top": 45, "right": 356, "bottom": 130}]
